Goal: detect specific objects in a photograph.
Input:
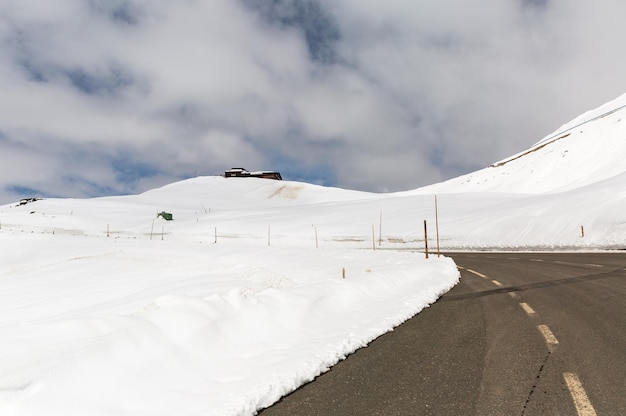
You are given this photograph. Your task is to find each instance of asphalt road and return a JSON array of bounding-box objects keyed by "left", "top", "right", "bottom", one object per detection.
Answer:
[{"left": 258, "top": 252, "right": 626, "bottom": 416}]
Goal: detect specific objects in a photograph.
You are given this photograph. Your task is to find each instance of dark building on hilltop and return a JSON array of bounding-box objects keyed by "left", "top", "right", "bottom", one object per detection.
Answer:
[{"left": 223, "top": 168, "right": 282, "bottom": 181}]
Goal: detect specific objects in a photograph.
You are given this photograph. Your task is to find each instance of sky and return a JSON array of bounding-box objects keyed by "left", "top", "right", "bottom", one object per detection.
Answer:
[{"left": 1, "top": 0, "right": 626, "bottom": 203}]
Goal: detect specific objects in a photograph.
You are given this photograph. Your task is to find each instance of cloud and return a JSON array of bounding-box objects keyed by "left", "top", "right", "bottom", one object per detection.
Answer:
[{"left": 1, "top": 0, "right": 626, "bottom": 203}]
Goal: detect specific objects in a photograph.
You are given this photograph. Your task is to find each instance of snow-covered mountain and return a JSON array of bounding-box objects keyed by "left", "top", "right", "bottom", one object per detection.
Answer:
[
  {"left": 416, "top": 92, "right": 626, "bottom": 194},
  {"left": 401, "top": 92, "right": 626, "bottom": 250}
]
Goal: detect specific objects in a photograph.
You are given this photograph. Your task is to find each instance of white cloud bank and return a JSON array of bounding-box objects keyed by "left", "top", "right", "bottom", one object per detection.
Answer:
[{"left": 1, "top": 0, "right": 626, "bottom": 202}]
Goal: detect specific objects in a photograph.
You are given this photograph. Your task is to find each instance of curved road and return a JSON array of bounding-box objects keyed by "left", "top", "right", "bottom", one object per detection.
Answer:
[{"left": 259, "top": 252, "right": 626, "bottom": 416}]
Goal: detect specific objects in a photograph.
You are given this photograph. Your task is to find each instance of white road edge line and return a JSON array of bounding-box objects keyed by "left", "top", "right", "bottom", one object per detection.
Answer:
[
  {"left": 519, "top": 302, "right": 536, "bottom": 315},
  {"left": 466, "top": 269, "right": 488, "bottom": 279},
  {"left": 563, "top": 372, "right": 598, "bottom": 416},
  {"left": 491, "top": 280, "right": 503, "bottom": 286}
]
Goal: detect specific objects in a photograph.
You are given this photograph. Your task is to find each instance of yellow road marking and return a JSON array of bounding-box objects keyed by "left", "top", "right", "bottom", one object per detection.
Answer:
[
  {"left": 538, "top": 324, "right": 559, "bottom": 346},
  {"left": 563, "top": 373, "right": 597, "bottom": 416},
  {"left": 519, "top": 302, "right": 536, "bottom": 315},
  {"left": 466, "top": 269, "right": 488, "bottom": 279}
]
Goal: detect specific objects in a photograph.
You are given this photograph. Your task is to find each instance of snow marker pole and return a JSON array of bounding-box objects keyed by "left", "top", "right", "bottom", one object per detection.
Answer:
[
  {"left": 372, "top": 225, "right": 376, "bottom": 251},
  {"left": 424, "top": 220, "right": 429, "bottom": 259},
  {"left": 435, "top": 195, "right": 441, "bottom": 257},
  {"left": 379, "top": 210, "right": 382, "bottom": 247}
]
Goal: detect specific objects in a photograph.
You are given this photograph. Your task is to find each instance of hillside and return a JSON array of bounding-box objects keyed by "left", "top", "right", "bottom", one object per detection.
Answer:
[{"left": 415, "top": 92, "right": 626, "bottom": 194}]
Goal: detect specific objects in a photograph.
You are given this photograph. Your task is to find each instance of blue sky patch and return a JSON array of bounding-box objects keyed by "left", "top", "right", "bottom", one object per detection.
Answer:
[
  {"left": 65, "top": 66, "right": 135, "bottom": 96},
  {"left": 6, "top": 185, "right": 46, "bottom": 198},
  {"left": 111, "top": 155, "right": 161, "bottom": 186},
  {"left": 241, "top": 0, "right": 341, "bottom": 64},
  {"left": 89, "top": 0, "right": 143, "bottom": 26}
]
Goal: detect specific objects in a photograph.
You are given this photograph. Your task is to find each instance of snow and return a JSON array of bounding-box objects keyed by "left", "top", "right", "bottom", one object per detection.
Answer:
[
  {"left": 1, "top": 178, "right": 458, "bottom": 416},
  {"left": 3, "top": 92, "right": 626, "bottom": 415}
]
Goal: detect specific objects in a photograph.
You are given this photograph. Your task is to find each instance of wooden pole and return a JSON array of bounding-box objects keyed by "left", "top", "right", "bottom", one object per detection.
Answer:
[
  {"left": 342, "top": 267, "right": 346, "bottom": 279},
  {"left": 581, "top": 225, "right": 585, "bottom": 238},
  {"left": 424, "top": 220, "right": 429, "bottom": 259},
  {"left": 435, "top": 195, "right": 441, "bottom": 257}
]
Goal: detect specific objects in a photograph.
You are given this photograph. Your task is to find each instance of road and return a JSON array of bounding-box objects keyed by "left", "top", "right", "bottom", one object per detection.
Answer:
[{"left": 258, "top": 252, "right": 626, "bottom": 416}]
